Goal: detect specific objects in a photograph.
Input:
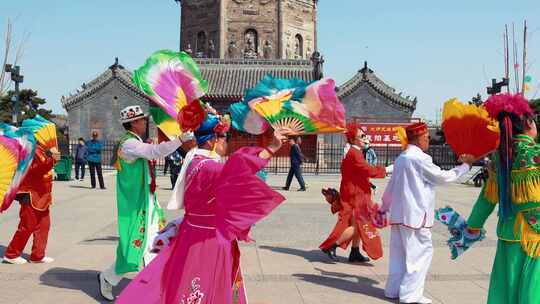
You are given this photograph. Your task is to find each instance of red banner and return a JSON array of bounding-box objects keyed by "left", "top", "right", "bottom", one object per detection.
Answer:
[{"left": 358, "top": 123, "right": 410, "bottom": 146}]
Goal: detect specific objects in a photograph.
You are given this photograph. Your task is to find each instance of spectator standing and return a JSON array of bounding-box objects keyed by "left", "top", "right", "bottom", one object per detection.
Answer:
[
  {"left": 362, "top": 138, "right": 378, "bottom": 192},
  {"left": 74, "top": 138, "right": 88, "bottom": 181},
  {"left": 87, "top": 131, "right": 106, "bottom": 190},
  {"left": 283, "top": 136, "right": 306, "bottom": 191},
  {"left": 362, "top": 138, "right": 377, "bottom": 165}
]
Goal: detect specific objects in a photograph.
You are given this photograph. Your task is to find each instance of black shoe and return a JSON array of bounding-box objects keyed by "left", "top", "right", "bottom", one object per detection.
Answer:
[
  {"left": 348, "top": 247, "right": 370, "bottom": 263},
  {"left": 321, "top": 244, "right": 338, "bottom": 260},
  {"left": 282, "top": 187, "right": 289, "bottom": 191},
  {"left": 298, "top": 188, "right": 306, "bottom": 192}
]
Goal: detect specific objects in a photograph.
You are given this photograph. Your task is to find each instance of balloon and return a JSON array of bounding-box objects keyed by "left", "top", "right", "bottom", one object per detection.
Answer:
[
  {"left": 525, "top": 75, "right": 533, "bottom": 83},
  {"left": 524, "top": 83, "right": 531, "bottom": 92}
]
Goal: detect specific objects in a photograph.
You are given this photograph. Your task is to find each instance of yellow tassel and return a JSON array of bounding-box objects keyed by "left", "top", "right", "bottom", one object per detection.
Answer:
[
  {"left": 484, "top": 171, "right": 498, "bottom": 204},
  {"left": 396, "top": 127, "right": 408, "bottom": 151},
  {"left": 514, "top": 212, "right": 540, "bottom": 257},
  {"left": 511, "top": 176, "right": 540, "bottom": 204},
  {"left": 484, "top": 168, "right": 540, "bottom": 204}
]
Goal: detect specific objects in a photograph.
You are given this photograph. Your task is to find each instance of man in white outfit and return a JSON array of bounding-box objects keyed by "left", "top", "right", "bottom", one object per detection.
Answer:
[{"left": 380, "top": 122, "right": 474, "bottom": 304}]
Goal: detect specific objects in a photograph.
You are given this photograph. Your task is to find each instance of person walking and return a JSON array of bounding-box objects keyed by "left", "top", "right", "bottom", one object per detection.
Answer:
[
  {"left": 466, "top": 94, "right": 540, "bottom": 304},
  {"left": 283, "top": 136, "right": 306, "bottom": 191},
  {"left": 74, "top": 137, "right": 88, "bottom": 181},
  {"left": 2, "top": 116, "right": 61, "bottom": 265},
  {"left": 97, "top": 105, "right": 187, "bottom": 301},
  {"left": 380, "top": 122, "right": 473, "bottom": 303},
  {"left": 168, "top": 149, "right": 183, "bottom": 189},
  {"left": 87, "top": 131, "right": 106, "bottom": 189}
]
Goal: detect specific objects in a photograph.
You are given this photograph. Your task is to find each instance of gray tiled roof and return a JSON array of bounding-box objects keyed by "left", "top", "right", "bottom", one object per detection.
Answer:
[
  {"left": 62, "top": 58, "right": 319, "bottom": 109},
  {"left": 337, "top": 62, "right": 417, "bottom": 112},
  {"left": 195, "top": 58, "right": 318, "bottom": 100},
  {"left": 61, "top": 61, "right": 149, "bottom": 109}
]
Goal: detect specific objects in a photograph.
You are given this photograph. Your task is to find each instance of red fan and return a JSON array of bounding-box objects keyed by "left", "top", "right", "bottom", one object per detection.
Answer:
[{"left": 442, "top": 98, "right": 500, "bottom": 159}]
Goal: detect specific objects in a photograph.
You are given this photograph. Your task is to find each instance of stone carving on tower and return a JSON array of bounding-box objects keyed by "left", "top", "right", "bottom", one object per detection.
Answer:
[
  {"left": 179, "top": 0, "right": 318, "bottom": 60},
  {"left": 243, "top": 29, "right": 259, "bottom": 59},
  {"left": 228, "top": 41, "right": 239, "bottom": 58},
  {"left": 208, "top": 39, "right": 216, "bottom": 58},
  {"left": 263, "top": 40, "right": 273, "bottom": 59}
]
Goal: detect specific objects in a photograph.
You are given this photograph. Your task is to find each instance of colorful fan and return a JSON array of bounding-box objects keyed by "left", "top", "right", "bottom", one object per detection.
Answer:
[
  {"left": 436, "top": 206, "right": 486, "bottom": 259},
  {"left": 21, "top": 115, "right": 58, "bottom": 151},
  {"left": 442, "top": 98, "right": 500, "bottom": 159},
  {"left": 149, "top": 106, "right": 181, "bottom": 142},
  {"left": 229, "top": 75, "right": 346, "bottom": 135},
  {"left": 0, "top": 123, "right": 36, "bottom": 212},
  {"left": 133, "top": 50, "right": 208, "bottom": 138}
]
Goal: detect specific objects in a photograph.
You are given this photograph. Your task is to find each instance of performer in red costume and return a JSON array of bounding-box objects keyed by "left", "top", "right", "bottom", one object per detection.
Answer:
[
  {"left": 3, "top": 141, "right": 60, "bottom": 264},
  {"left": 320, "top": 122, "right": 390, "bottom": 262}
]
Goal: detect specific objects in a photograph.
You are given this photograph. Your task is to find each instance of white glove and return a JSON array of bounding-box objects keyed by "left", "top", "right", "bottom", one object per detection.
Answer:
[
  {"left": 180, "top": 132, "right": 195, "bottom": 143},
  {"left": 151, "top": 218, "right": 183, "bottom": 253},
  {"left": 385, "top": 165, "right": 394, "bottom": 174}
]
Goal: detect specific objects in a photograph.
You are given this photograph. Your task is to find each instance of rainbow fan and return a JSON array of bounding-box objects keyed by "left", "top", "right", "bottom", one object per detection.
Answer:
[
  {"left": 442, "top": 98, "right": 500, "bottom": 159},
  {"left": 229, "top": 75, "right": 346, "bottom": 135},
  {"left": 0, "top": 124, "right": 36, "bottom": 212},
  {"left": 21, "top": 115, "right": 58, "bottom": 151},
  {"left": 149, "top": 106, "right": 181, "bottom": 142},
  {"left": 133, "top": 50, "right": 208, "bottom": 139}
]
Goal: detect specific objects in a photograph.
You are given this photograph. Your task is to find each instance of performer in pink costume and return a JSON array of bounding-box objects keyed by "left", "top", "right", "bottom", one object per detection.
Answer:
[{"left": 116, "top": 112, "right": 287, "bottom": 304}]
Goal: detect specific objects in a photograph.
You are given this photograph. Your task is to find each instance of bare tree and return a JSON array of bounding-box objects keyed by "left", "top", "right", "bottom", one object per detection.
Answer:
[
  {"left": 0, "top": 18, "right": 30, "bottom": 97},
  {"left": 0, "top": 19, "right": 13, "bottom": 96}
]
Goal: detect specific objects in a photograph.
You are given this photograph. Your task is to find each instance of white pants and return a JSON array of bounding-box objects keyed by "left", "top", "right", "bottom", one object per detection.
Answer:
[
  {"left": 102, "top": 194, "right": 160, "bottom": 286},
  {"left": 384, "top": 225, "right": 433, "bottom": 303}
]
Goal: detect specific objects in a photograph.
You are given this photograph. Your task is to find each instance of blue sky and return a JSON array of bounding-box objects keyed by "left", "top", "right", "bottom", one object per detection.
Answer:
[{"left": 1, "top": 0, "right": 539, "bottom": 122}]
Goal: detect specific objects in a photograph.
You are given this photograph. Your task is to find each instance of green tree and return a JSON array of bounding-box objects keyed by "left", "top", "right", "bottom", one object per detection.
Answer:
[
  {"left": 0, "top": 89, "right": 52, "bottom": 123},
  {"left": 469, "top": 93, "right": 483, "bottom": 106}
]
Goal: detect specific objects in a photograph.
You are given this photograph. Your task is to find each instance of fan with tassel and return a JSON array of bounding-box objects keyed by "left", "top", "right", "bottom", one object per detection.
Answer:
[
  {"left": 229, "top": 75, "right": 346, "bottom": 135},
  {"left": 0, "top": 123, "right": 37, "bottom": 212},
  {"left": 442, "top": 98, "right": 500, "bottom": 159},
  {"left": 133, "top": 50, "right": 208, "bottom": 140}
]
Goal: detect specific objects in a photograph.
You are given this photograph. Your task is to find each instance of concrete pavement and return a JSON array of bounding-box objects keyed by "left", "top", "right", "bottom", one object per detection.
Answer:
[{"left": 0, "top": 172, "right": 494, "bottom": 303}]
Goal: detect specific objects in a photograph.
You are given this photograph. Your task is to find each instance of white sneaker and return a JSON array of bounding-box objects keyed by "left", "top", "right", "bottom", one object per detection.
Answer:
[
  {"left": 29, "top": 256, "right": 54, "bottom": 264},
  {"left": 2, "top": 256, "right": 27, "bottom": 264},
  {"left": 98, "top": 272, "right": 114, "bottom": 301},
  {"left": 401, "top": 296, "right": 432, "bottom": 304}
]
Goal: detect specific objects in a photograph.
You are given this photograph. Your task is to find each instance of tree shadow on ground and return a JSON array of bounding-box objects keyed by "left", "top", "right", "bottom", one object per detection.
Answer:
[
  {"left": 39, "top": 267, "right": 131, "bottom": 303},
  {"left": 293, "top": 268, "right": 395, "bottom": 303},
  {"left": 258, "top": 245, "right": 374, "bottom": 266}
]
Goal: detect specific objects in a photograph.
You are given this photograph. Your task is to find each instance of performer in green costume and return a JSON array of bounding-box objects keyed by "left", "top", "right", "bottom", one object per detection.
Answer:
[
  {"left": 98, "top": 105, "right": 191, "bottom": 301},
  {"left": 467, "top": 94, "right": 540, "bottom": 304}
]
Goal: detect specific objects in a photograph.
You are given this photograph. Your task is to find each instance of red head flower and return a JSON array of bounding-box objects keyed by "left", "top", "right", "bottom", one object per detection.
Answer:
[{"left": 178, "top": 100, "right": 206, "bottom": 131}]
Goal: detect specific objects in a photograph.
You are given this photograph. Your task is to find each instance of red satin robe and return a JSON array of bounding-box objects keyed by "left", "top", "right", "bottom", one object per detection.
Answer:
[{"left": 319, "top": 146, "right": 386, "bottom": 259}]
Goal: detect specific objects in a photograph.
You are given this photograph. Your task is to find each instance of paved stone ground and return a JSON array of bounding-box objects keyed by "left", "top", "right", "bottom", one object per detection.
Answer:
[{"left": 0, "top": 172, "right": 495, "bottom": 304}]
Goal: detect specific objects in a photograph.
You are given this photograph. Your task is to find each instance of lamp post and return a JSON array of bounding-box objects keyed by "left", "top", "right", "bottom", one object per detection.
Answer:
[
  {"left": 4, "top": 64, "right": 24, "bottom": 125},
  {"left": 486, "top": 77, "right": 509, "bottom": 96}
]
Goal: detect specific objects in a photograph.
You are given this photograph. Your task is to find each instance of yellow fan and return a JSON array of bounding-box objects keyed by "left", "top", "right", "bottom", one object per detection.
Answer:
[
  {"left": 21, "top": 115, "right": 58, "bottom": 151},
  {"left": 0, "top": 143, "right": 18, "bottom": 209}
]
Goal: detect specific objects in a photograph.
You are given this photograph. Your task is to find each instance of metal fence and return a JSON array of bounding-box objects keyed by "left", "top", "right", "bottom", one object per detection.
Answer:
[{"left": 69, "top": 140, "right": 459, "bottom": 174}]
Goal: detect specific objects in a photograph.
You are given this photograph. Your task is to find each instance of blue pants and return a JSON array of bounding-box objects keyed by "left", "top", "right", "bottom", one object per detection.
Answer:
[{"left": 285, "top": 165, "right": 305, "bottom": 189}]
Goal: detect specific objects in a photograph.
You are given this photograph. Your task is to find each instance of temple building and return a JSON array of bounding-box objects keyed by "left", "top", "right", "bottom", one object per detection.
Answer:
[{"left": 62, "top": 0, "right": 417, "bottom": 148}]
